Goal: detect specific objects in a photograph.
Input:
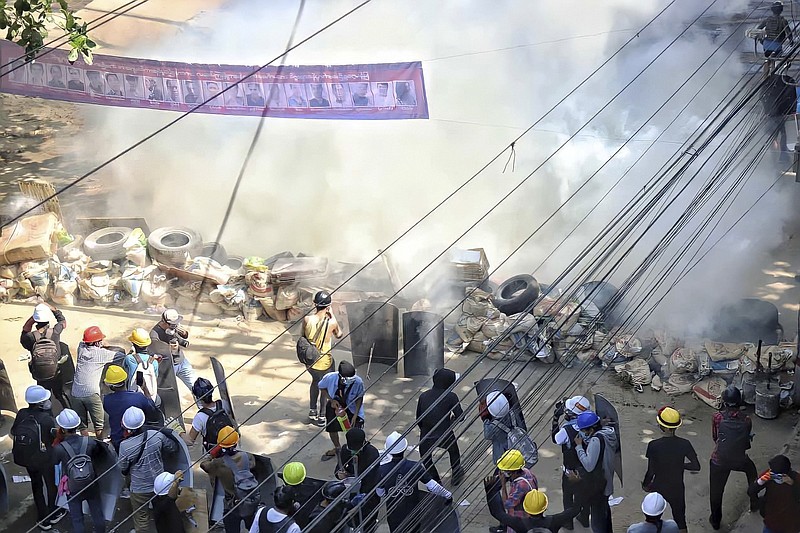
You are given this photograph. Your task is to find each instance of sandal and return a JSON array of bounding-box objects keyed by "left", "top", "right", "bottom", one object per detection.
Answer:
[{"left": 321, "top": 448, "right": 339, "bottom": 461}]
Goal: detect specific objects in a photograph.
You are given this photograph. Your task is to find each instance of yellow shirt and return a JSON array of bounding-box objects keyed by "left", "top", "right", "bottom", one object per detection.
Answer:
[{"left": 304, "top": 315, "right": 332, "bottom": 370}]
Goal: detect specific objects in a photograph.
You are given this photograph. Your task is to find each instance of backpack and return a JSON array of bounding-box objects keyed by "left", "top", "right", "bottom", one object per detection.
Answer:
[
  {"left": 201, "top": 401, "right": 234, "bottom": 450},
  {"left": 61, "top": 438, "right": 96, "bottom": 494},
  {"left": 296, "top": 317, "right": 328, "bottom": 366},
  {"left": 30, "top": 328, "right": 59, "bottom": 381},
  {"left": 223, "top": 453, "right": 261, "bottom": 518},
  {"left": 496, "top": 419, "right": 539, "bottom": 468},
  {"left": 12, "top": 414, "right": 49, "bottom": 467},
  {"left": 716, "top": 411, "right": 751, "bottom": 463},
  {"left": 258, "top": 508, "right": 295, "bottom": 533}
]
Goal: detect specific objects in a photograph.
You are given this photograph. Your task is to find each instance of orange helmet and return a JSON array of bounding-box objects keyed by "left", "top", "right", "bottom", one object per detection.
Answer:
[{"left": 83, "top": 326, "right": 105, "bottom": 343}]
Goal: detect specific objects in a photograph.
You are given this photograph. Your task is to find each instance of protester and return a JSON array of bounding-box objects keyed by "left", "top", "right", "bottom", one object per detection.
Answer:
[
  {"left": 416, "top": 368, "right": 464, "bottom": 485},
  {"left": 758, "top": 1, "right": 794, "bottom": 57},
  {"left": 337, "top": 428, "right": 381, "bottom": 533},
  {"left": 318, "top": 360, "right": 365, "bottom": 461},
  {"left": 182, "top": 377, "right": 233, "bottom": 451},
  {"left": 376, "top": 431, "right": 452, "bottom": 533},
  {"left": 118, "top": 406, "right": 178, "bottom": 533},
  {"left": 52, "top": 408, "right": 106, "bottom": 533},
  {"left": 11, "top": 385, "right": 67, "bottom": 530},
  {"left": 150, "top": 309, "right": 196, "bottom": 392},
  {"left": 709, "top": 386, "right": 759, "bottom": 530},
  {"left": 575, "top": 410, "right": 615, "bottom": 533},
  {"left": 552, "top": 395, "right": 592, "bottom": 529},
  {"left": 747, "top": 454, "right": 800, "bottom": 533},
  {"left": 20, "top": 302, "right": 71, "bottom": 409},
  {"left": 282, "top": 461, "right": 317, "bottom": 528},
  {"left": 496, "top": 449, "right": 538, "bottom": 531},
  {"left": 124, "top": 328, "right": 161, "bottom": 404},
  {"left": 307, "top": 480, "right": 351, "bottom": 533},
  {"left": 249, "top": 486, "right": 301, "bottom": 533},
  {"left": 641, "top": 407, "right": 699, "bottom": 533},
  {"left": 153, "top": 471, "right": 185, "bottom": 533},
  {"left": 72, "top": 326, "right": 120, "bottom": 437},
  {"left": 102, "top": 365, "right": 159, "bottom": 451},
  {"left": 483, "top": 391, "right": 516, "bottom": 463},
  {"left": 484, "top": 475, "right": 580, "bottom": 533},
  {"left": 200, "top": 426, "right": 260, "bottom": 532},
  {"left": 627, "top": 493, "right": 680, "bottom": 533},
  {"left": 303, "top": 291, "right": 342, "bottom": 426}
]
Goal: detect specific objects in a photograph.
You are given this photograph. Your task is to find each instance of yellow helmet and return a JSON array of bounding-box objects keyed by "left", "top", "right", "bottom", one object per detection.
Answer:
[
  {"left": 657, "top": 407, "right": 682, "bottom": 429},
  {"left": 104, "top": 365, "right": 128, "bottom": 385},
  {"left": 497, "top": 449, "right": 525, "bottom": 471},
  {"left": 128, "top": 327, "right": 151, "bottom": 347},
  {"left": 283, "top": 462, "right": 307, "bottom": 486},
  {"left": 217, "top": 426, "right": 240, "bottom": 448},
  {"left": 522, "top": 490, "right": 548, "bottom": 516}
]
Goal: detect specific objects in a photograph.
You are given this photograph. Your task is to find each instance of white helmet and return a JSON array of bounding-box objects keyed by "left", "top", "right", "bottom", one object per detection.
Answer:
[
  {"left": 162, "top": 309, "right": 182, "bottom": 326},
  {"left": 56, "top": 409, "right": 81, "bottom": 430},
  {"left": 122, "top": 406, "right": 146, "bottom": 430},
  {"left": 25, "top": 385, "right": 51, "bottom": 405},
  {"left": 486, "top": 391, "right": 510, "bottom": 418},
  {"left": 641, "top": 492, "right": 667, "bottom": 517},
  {"left": 154, "top": 472, "right": 176, "bottom": 496},
  {"left": 385, "top": 431, "right": 408, "bottom": 454},
  {"left": 32, "top": 303, "right": 55, "bottom": 324},
  {"left": 566, "top": 396, "right": 591, "bottom": 415}
]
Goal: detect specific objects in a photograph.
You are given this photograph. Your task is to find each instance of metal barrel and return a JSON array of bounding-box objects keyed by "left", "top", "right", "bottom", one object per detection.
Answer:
[
  {"left": 345, "top": 301, "right": 399, "bottom": 371},
  {"left": 742, "top": 374, "right": 758, "bottom": 405},
  {"left": 402, "top": 311, "right": 444, "bottom": 377},
  {"left": 755, "top": 383, "right": 780, "bottom": 419}
]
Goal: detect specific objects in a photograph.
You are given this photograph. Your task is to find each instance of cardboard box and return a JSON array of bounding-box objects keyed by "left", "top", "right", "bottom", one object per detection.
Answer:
[{"left": 0, "top": 213, "right": 59, "bottom": 265}]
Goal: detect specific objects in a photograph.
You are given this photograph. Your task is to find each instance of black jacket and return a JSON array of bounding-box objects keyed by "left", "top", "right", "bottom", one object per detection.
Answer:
[
  {"left": 485, "top": 480, "right": 579, "bottom": 533},
  {"left": 417, "top": 369, "right": 463, "bottom": 440}
]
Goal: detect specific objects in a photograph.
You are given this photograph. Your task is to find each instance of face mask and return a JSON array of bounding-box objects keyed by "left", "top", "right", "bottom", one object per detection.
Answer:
[
  {"left": 165, "top": 328, "right": 176, "bottom": 336},
  {"left": 581, "top": 430, "right": 592, "bottom": 439},
  {"left": 40, "top": 400, "right": 52, "bottom": 411},
  {"left": 342, "top": 377, "right": 356, "bottom": 386}
]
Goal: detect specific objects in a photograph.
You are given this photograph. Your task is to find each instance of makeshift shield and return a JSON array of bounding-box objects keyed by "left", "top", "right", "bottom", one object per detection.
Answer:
[
  {"left": 0, "top": 359, "right": 17, "bottom": 414},
  {"left": 210, "top": 357, "right": 237, "bottom": 425},
  {"left": 402, "top": 311, "right": 444, "bottom": 377},
  {"left": 276, "top": 473, "right": 327, "bottom": 528},
  {"left": 346, "top": 301, "right": 399, "bottom": 371},
  {"left": 210, "top": 453, "right": 275, "bottom": 522},
  {"left": 210, "top": 478, "right": 225, "bottom": 524},
  {"left": 474, "top": 378, "right": 527, "bottom": 431},
  {"left": 57, "top": 440, "right": 122, "bottom": 521},
  {"left": 161, "top": 428, "right": 193, "bottom": 488},
  {"left": 176, "top": 487, "right": 209, "bottom": 533},
  {"left": 149, "top": 338, "right": 184, "bottom": 428},
  {"left": 594, "top": 393, "right": 623, "bottom": 487},
  {"left": 0, "top": 461, "right": 8, "bottom": 516}
]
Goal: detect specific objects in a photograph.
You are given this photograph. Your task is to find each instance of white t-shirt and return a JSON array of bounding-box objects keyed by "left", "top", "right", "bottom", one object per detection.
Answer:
[
  {"left": 191, "top": 403, "right": 219, "bottom": 436},
  {"left": 249, "top": 508, "right": 301, "bottom": 533}
]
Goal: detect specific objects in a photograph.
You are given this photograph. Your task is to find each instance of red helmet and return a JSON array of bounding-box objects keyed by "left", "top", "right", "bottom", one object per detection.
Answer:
[{"left": 83, "top": 326, "right": 105, "bottom": 343}]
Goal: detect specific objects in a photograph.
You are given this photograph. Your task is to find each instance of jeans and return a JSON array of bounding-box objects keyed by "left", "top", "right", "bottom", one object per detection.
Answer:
[
  {"left": 67, "top": 488, "right": 106, "bottom": 533},
  {"left": 222, "top": 510, "right": 254, "bottom": 533},
  {"left": 38, "top": 373, "right": 71, "bottom": 411},
  {"left": 562, "top": 473, "right": 589, "bottom": 527},
  {"left": 307, "top": 362, "right": 332, "bottom": 411},
  {"left": 27, "top": 466, "right": 56, "bottom": 522},
  {"left": 130, "top": 491, "right": 154, "bottom": 533},
  {"left": 173, "top": 358, "right": 196, "bottom": 391},
  {"left": 709, "top": 458, "right": 758, "bottom": 527},
  {"left": 419, "top": 434, "right": 462, "bottom": 484},
  {"left": 72, "top": 393, "right": 105, "bottom": 433}
]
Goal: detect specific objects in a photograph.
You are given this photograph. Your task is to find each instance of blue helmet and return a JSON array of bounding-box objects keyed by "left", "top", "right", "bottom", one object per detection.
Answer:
[{"left": 576, "top": 411, "right": 600, "bottom": 430}]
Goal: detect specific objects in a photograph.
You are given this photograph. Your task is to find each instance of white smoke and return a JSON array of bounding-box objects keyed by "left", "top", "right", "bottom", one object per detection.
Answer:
[{"left": 65, "top": 0, "right": 787, "bottom": 332}]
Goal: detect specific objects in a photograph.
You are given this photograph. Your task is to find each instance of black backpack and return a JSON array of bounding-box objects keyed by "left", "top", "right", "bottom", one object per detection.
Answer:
[
  {"left": 222, "top": 453, "right": 261, "bottom": 518},
  {"left": 716, "top": 411, "right": 751, "bottom": 463},
  {"left": 61, "top": 438, "right": 96, "bottom": 494},
  {"left": 258, "top": 509, "right": 296, "bottom": 533},
  {"left": 201, "top": 401, "right": 233, "bottom": 450},
  {"left": 12, "top": 415, "right": 50, "bottom": 467},
  {"left": 30, "top": 329, "right": 59, "bottom": 381}
]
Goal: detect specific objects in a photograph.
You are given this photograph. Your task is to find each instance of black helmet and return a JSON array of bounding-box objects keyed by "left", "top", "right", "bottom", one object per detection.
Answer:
[
  {"left": 321, "top": 480, "right": 347, "bottom": 500},
  {"left": 338, "top": 360, "right": 356, "bottom": 378},
  {"left": 772, "top": 1, "right": 784, "bottom": 14},
  {"left": 721, "top": 385, "right": 742, "bottom": 407},
  {"left": 192, "top": 377, "right": 214, "bottom": 403},
  {"left": 314, "top": 291, "right": 332, "bottom": 308},
  {"left": 273, "top": 486, "right": 295, "bottom": 511}
]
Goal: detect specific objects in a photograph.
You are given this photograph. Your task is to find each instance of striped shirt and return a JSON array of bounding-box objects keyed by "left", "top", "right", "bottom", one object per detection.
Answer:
[
  {"left": 119, "top": 430, "right": 178, "bottom": 494},
  {"left": 71, "top": 342, "right": 119, "bottom": 398}
]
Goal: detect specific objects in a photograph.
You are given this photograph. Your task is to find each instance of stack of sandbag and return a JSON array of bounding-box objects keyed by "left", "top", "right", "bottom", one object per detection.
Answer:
[
  {"left": 0, "top": 264, "right": 18, "bottom": 301},
  {"left": 49, "top": 258, "right": 79, "bottom": 306},
  {"left": 663, "top": 346, "right": 701, "bottom": 395},
  {"left": 599, "top": 334, "right": 643, "bottom": 366},
  {"left": 450, "top": 288, "right": 514, "bottom": 357},
  {"left": 614, "top": 357, "right": 652, "bottom": 392}
]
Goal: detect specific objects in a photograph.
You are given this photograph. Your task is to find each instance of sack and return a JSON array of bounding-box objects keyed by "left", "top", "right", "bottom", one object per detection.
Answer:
[
  {"left": 670, "top": 348, "right": 698, "bottom": 374},
  {"left": 12, "top": 415, "right": 49, "bottom": 467},
  {"left": 496, "top": 421, "right": 538, "bottom": 468},
  {"left": 61, "top": 439, "right": 96, "bottom": 494},
  {"left": 693, "top": 377, "right": 727, "bottom": 409},
  {"left": 223, "top": 454, "right": 261, "bottom": 518},
  {"left": 201, "top": 401, "right": 234, "bottom": 449},
  {"left": 614, "top": 358, "right": 652, "bottom": 391},
  {"left": 31, "top": 329, "right": 59, "bottom": 381},
  {"left": 716, "top": 411, "right": 751, "bottom": 463}
]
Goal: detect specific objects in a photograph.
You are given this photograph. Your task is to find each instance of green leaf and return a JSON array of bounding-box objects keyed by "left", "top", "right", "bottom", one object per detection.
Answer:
[
  {"left": 67, "top": 47, "right": 77, "bottom": 62},
  {"left": 57, "top": 0, "right": 67, "bottom": 9},
  {"left": 80, "top": 47, "right": 92, "bottom": 65}
]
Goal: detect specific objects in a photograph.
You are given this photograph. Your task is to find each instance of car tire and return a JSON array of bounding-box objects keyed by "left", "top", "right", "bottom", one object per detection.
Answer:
[
  {"left": 493, "top": 274, "right": 540, "bottom": 315},
  {"left": 200, "top": 241, "right": 228, "bottom": 265},
  {"left": 224, "top": 255, "right": 244, "bottom": 271},
  {"left": 83, "top": 227, "right": 132, "bottom": 261},
  {"left": 147, "top": 226, "right": 203, "bottom": 267}
]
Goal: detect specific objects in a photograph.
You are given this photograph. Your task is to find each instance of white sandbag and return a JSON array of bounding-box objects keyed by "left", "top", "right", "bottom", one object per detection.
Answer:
[
  {"left": 52, "top": 280, "right": 77, "bottom": 298},
  {"left": 693, "top": 377, "right": 727, "bottom": 409},
  {"left": 275, "top": 284, "right": 299, "bottom": 311},
  {"left": 614, "top": 358, "right": 652, "bottom": 391},
  {"left": 663, "top": 373, "right": 699, "bottom": 395},
  {"left": 670, "top": 348, "right": 698, "bottom": 374}
]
